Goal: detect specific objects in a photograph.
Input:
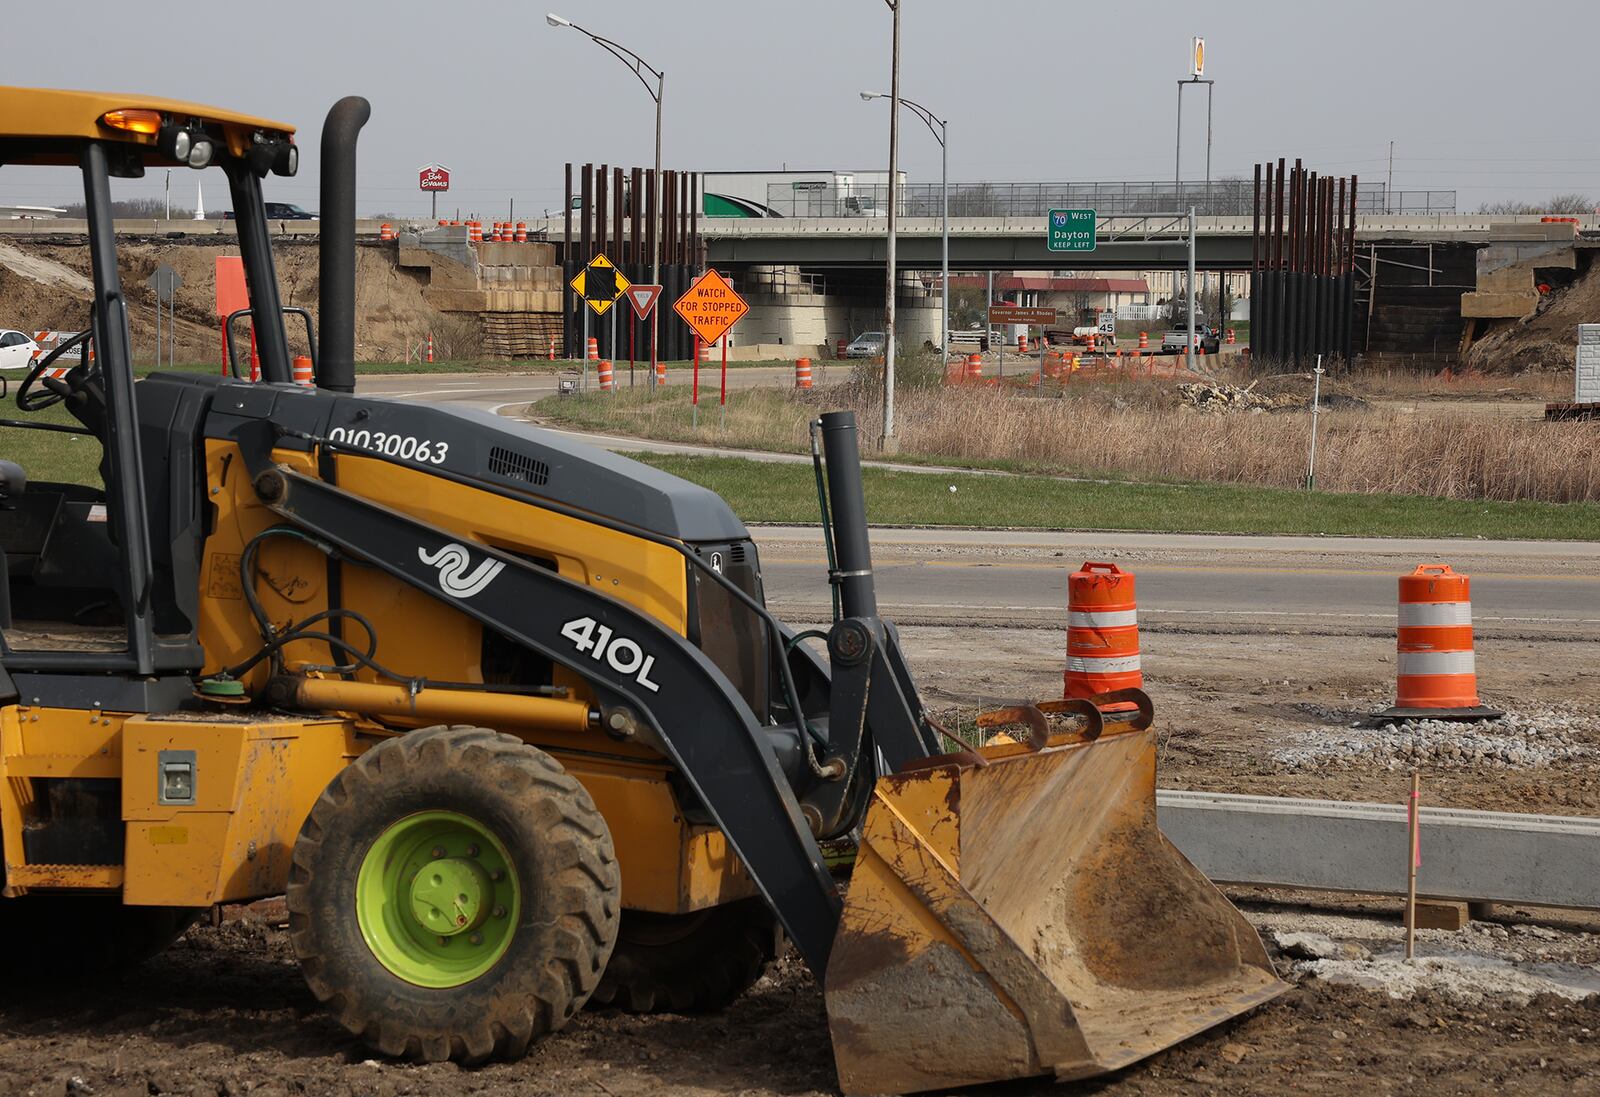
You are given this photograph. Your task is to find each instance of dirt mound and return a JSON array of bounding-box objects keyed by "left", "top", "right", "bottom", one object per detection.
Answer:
[
  {"left": 1467, "top": 257, "right": 1600, "bottom": 375},
  {"left": 0, "top": 238, "right": 472, "bottom": 365}
]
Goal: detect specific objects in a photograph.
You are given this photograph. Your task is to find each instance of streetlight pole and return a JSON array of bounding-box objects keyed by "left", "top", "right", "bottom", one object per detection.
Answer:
[
  {"left": 546, "top": 13, "right": 664, "bottom": 382},
  {"left": 862, "top": 91, "right": 947, "bottom": 380}
]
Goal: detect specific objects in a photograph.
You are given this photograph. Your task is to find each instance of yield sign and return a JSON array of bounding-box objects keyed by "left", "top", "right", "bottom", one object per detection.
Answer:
[
  {"left": 568, "top": 253, "right": 631, "bottom": 316},
  {"left": 672, "top": 269, "right": 749, "bottom": 345},
  {"left": 626, "top": 284, "right": 662, "bottom": 320}
]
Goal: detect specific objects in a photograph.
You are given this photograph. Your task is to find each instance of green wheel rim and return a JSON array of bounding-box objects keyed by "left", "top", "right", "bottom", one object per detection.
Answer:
[{"left": 355, "top": 810, "right": 521, "bottom": 989}]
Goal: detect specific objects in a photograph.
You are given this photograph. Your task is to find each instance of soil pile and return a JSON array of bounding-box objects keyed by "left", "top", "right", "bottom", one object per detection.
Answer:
[
  {"left": 0, "top": 238, "right": 472, "bottom": 365},
  {"left": 1467, "top": 257, "right": 1600, "bottom": 376}
]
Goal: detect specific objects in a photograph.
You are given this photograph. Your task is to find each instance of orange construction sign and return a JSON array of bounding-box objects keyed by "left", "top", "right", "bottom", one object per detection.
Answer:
[{"left": 672, "top": 269, "right": 748, "bottom": 346}]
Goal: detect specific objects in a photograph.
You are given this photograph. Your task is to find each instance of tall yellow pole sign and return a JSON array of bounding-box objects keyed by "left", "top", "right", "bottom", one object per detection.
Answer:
[{"left": 1191, "top": 36, "right": 1205, "bottom": 78}]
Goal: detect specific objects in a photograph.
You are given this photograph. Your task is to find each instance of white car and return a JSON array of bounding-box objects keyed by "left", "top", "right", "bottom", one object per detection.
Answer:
[
  {"left": 845, "top": 331, "right": 887, "bottom": 358},
  {"left": 0, "top": 330, "right": 40, "bottom": 371}
]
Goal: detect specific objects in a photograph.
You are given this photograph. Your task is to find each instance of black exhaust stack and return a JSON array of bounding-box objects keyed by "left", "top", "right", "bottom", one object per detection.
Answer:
[
  {"left": 818, "top": 410, "right": 877, "bottom": 619},
  {"left": 317, "top": 96, "right": 371, "bottom": 393}
]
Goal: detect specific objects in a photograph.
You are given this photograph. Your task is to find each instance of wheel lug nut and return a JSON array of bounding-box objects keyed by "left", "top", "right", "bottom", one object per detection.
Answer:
[
  {"left": 492, "top": 905, "right": 506, "bottom": 919},
  {"left": 468, "top": 932, "right": 483, "bottom": 945},
  {"left": 437, "top": 936, "right": 449, "bottom": 946},
  {"left": 430, "top": 845, "right": 446, "bottom": 858},
  {"left": 489, "top": 869, "right": 503, "bottom": 882},
  {"left": 465, "top": 844, "right": 480, "bottom": 857}
]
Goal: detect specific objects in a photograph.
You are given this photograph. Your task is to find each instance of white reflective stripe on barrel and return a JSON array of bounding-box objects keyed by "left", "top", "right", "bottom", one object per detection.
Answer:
[
  {"left": 1398, "top": 602, "right": 1473, "bottom": 627},
  {"left": 1065, "top": 654, "right": 1142, "bottom": 675},
  {"left": 1068, "top": 609, "right": 1139, "bottom": 628},
  {"left": 1397, "top": 651, "right": 1476, "bottom": 677}
]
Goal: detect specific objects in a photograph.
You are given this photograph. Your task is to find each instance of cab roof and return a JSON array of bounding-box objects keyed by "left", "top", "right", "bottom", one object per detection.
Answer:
[{"left": 0, "top": 85, "right": 294, "bottom": 166}]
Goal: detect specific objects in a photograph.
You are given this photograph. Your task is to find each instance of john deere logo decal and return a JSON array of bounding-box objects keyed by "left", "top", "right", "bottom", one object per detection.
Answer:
[{"left": 418, "top": 543, "right": 504, "bottom": 599}]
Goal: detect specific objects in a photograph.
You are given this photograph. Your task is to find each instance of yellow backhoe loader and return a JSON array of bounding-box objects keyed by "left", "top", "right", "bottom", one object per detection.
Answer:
[{"left": 0, "top": 86, "right": 1282, "bottom": 1092}]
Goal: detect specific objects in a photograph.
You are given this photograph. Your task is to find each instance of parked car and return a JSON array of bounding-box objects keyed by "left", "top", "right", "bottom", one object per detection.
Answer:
[
  {"left": 0, "top": 329, "right": 39, "bottom": 370},
  {"left": 845, "top": 331, "right": 887, "bottom": 358}
]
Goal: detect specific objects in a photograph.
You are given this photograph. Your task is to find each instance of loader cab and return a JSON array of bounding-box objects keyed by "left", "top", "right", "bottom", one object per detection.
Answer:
[{"left": 0, "top": 87, "right": 299, "bottom": 684}]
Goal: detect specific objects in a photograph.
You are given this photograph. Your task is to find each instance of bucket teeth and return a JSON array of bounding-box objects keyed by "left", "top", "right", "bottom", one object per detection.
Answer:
[{"left": 825, "top": 718, "right": 1286, "bottom": 1095}]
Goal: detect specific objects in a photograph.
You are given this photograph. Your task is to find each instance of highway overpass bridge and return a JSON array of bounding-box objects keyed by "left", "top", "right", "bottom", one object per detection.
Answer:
[{"left": 694, "top": 214, "right": 1600, "bottom": 271}]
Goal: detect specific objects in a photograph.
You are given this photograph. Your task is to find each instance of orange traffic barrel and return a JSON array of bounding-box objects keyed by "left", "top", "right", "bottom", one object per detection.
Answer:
[
  {"left": 1226, "top": 328, "right": 1236, "bottom": 345},
  {"left": 586, "top": 337, "right": 599, "bottom": 361},
  {"left": 426, "top": 332, "right": 434, "bottom": 363},
  {"left": 514, "top": 221, "right": 528, "bottom": 242},
  {"left": 1138, "top": 331, "right": 1149, "bottom": 349},
  {"left": 836, "top": 339, "right": 847, "bottom": 359},
  {"left": 548, "top": 338, "right": 556, "bottom": 361},
  {"left": 965, "top": 353, "right": 983, "bottom": 380},
  {"left": 598, "top": 360, "right": 614, "bottom": 391},
  {"left": 292, "top": 355, "right": 313, "bottom": 386},
  {"left": 379, "top": 223, "right": 394, "bottom": 241},
  {"left": 654, "top": 360, "right": 668, "bottom": 385},
  {"left": 1018, "top": 332, "right": 1028, "bottom": 354},
  {"left": 701, "top": 340, "right": 717, "bottom": 363},
  {"left": 1379, "top": 565, "right": 1502, "bottom": 721},
  {"left": 795, "top": 357, "right": 813, "bottom": 389},
  {"left": 1064, "top": 561, "right": 1141, "bottom": 700}
]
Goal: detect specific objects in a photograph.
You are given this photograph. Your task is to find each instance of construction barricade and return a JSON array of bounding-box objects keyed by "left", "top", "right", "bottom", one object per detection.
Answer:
[
  {"left": 597, "top": 360, "right": 614, "bottom": 391},
  {"left": 292, "top": 355, "right": 314, "bottom": 386},
  {"left": 1379, "top": 564, "right": 1502, "bottom": 721},
  {"left": 795, "top": 357, "right": 813, "bottom": 389},
  {"left": 1064, "top": 562, "right": 1142, "bottom": 699}
]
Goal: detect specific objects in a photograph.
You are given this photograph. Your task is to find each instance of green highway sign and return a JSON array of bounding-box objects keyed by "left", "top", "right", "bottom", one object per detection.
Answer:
[{"left": 1047, "top": 208, "right": 1097, "bottom": 252}]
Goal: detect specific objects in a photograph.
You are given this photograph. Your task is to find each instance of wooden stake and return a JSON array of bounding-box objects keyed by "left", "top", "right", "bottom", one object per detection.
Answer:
[{"left": 1405, "top": 770, "right": 1421, "bottom": 960}]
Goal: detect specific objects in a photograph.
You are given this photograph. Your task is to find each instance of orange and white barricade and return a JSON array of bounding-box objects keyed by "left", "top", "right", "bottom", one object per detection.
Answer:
[
  {"left": 467, "top": 221, "right": 483, "bottom": 243},
  {"left": 514, "top": 221, "right": 528, "bottom": 242},
  {"left": 964, "top": 353, "right": 983, "bottom": 381},
  {"left": 654, "top": 360, "right": 668, "bottom": 385},
  {"left": 292, "top": 355, "right": 314, "bottom": 386},
  {"left": 586, "top": 337, "right": 599, "bottom": 361},
  {"left": 1064, "top": 561, "right": 1142, "bottom": 699},
  {"left": 1138, "top": 331, "right": 1149, "bottom": 351},
  {"left": 1379, "top": 564, "right": 1502, "bottom": 720},
  {"left": 597, "top": 360, "right": 614, "bottom": 391},
  {"left": 794, "top": 357, "right": 813, "bottom": 389},
  {"left": 379, "top": 223, "right": 394, "bottom": 241}
]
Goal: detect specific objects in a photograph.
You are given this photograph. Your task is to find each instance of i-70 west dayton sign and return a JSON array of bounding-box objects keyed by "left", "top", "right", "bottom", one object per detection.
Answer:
[{"left": 1047, "top": 208, "right": 1096, "bottom": 252}]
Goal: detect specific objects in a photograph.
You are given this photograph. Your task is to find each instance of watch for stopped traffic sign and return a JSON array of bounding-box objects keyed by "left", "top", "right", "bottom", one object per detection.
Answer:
[{"left": 672, "top": 269, "right": 748, "bottom": 345}]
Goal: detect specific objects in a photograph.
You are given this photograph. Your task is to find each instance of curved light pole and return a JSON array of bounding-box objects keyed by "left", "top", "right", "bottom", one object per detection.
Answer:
[
  {"left": 547, "top": 13, "right": 664, "bottom": 380},
  {"left": 862, "top": 91, "right": 947, "bottom": 380}
]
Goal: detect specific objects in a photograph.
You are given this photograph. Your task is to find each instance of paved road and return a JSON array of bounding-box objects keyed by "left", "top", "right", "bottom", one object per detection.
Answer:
[
  {"left": 356, "top": 373, "right": 1600, "bottom": 638},
  {"left": 749, "top": 526, "right": 1600, "bottom": 637},
  {"left": 358, "top": 365, "right": 803, "bottom": 415}
]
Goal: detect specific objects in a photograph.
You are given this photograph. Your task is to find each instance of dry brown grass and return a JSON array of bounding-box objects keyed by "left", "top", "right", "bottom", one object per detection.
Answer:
[{"left": 541, "top": 381, "right": 1600, "bottom": 505}]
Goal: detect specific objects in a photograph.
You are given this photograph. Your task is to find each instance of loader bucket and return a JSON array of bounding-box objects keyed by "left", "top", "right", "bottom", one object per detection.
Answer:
[{"left": 824, "top": 696, "right": 1286, "bottom": 1095}]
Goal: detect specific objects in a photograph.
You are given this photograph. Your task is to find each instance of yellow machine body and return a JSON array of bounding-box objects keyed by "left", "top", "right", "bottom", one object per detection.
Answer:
[{"left": 1, "top": 437, "right": 754, "bottom": 915}]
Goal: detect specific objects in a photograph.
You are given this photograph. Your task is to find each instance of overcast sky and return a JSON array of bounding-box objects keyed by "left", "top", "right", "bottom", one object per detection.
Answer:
[{"left": 5, "top": 0, "right": 1598, "bottom": 217}]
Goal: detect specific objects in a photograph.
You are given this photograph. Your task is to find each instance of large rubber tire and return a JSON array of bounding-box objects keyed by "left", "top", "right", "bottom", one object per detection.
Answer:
[
  {"left": 588, "top": 897, "right": 781, "bottom": 1014},
  {"left": 0, "top": 898, "right": 197, "bottom": 982},
  {"left": 287, "top": 726, "right": 620, "bottom": 1063}
]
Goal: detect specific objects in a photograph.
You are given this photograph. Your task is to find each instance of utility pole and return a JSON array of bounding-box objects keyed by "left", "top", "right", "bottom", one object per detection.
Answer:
[
  {"left": 862, "top": 90, "right": 947, "bottom": 383},
  {"left": 881, "top": 0, "right": 901, "bottom": 450},
  {"left": 1186, "top": 207, "right": 1197, "bottom": 373},
  {"left": 1386, "top": 141, "right": 1395, "bottom": 215}
]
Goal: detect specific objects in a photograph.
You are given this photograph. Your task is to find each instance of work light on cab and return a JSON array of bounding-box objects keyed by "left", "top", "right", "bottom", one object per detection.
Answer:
[{"left": 99, "top": 108, "right": 161, "bottom": 135}]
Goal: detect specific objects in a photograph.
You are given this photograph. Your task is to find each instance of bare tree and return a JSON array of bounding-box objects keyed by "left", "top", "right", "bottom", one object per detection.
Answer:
[{"left": 1476, "top": 193, "right": 1596, "bottom": 215}]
